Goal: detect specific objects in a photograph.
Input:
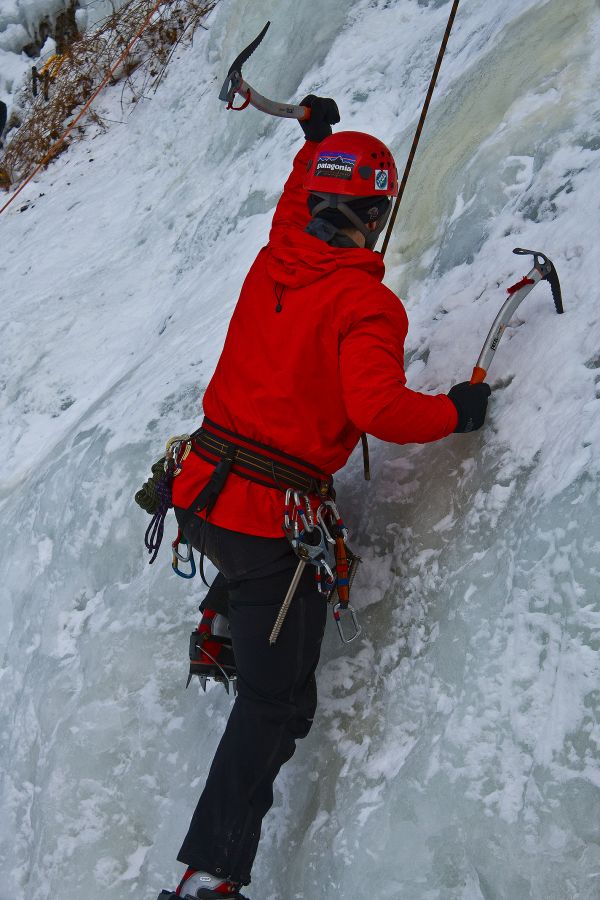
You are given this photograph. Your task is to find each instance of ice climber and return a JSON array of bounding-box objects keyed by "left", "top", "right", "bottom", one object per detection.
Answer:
[{"left": 159, "top": 96, "right": 491, "bottom": 899}]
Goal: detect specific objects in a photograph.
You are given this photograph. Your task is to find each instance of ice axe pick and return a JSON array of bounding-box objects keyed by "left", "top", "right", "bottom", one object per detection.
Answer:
[
  {"left": 218, "top": 21, "right": 311, "bottom": 121},
  {"left": 470, "top": 248, "right": 564, "bottom": 384}
]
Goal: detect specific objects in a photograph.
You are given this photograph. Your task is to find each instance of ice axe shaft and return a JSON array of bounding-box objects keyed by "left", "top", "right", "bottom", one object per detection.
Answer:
[
  {"left": 219, "top": 21, "right": 311, "bottom": 121},
  {"left": 470, "top": 248, "right": 564, "bottom": 384}
]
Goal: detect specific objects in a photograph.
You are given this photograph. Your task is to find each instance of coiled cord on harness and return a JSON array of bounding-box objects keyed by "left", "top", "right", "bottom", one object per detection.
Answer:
[
  {"left": 135, "top": 434, "right": 193, "bottom": 565},
  {"left": 143, "top": 473, "right": 174, "bottom": 564},
  {"left": 135, "top": 457, "right": 174, "bottom": 564}
]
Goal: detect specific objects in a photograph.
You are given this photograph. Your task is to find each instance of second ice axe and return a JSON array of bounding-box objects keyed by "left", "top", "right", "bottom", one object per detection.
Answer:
[{"left": 470, "top": 248, "right": 564, "bottom": 384}]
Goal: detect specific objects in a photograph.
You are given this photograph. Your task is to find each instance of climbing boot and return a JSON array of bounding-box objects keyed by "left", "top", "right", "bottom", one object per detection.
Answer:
[{"left": 158, "top": 866, "right": 249, "bottom": 897}]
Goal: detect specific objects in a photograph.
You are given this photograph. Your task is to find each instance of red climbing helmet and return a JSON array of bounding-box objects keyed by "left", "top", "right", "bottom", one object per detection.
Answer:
[{"left": 303, "top": 131, "right": 398, "bottom": 197}]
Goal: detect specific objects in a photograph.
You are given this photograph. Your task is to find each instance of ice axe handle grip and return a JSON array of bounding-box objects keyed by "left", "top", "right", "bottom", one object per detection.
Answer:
[{"left": 470, "top": 366, "right": 487, "bottom": 385}]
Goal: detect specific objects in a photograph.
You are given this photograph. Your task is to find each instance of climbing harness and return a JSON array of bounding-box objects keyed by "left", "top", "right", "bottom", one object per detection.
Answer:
[
  {"left": 189, "top": 418, "right": 332, "bottom": 499},
  {"left": 470, "top": 248, "right": 563, "bottom": 384},
  {"left": 137, "top": 420, "right": 361, "bottom": 649},
  {"left": 269, "top": 492, "right": 361, "bottom": 646},
  {"left": 136, "top": 419, "right": 333, "bottom": 573}
]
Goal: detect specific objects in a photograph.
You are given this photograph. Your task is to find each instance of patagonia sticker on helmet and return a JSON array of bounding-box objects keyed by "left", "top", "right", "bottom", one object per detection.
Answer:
[
  {"left": 375, "top": 169, "right": 389, "bottom": 191},
  {"left": 315, "top": 151, "right": 357, "bottom": 181}
]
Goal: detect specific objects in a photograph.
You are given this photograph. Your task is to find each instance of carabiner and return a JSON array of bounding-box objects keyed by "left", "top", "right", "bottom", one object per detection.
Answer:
[
  {"left": 165, "top": 434, "right": 192, "bottom": 476},
  {"left": 316, "top": 505, "right": 336, "bottom": 543},
  {"left": 318, "top": 499, "right": 349, "bottom": 541},
  {"left": 332, "top": 602, "right": 361, "bottom": 644},
  {"left": 316, "top": 562, "right": 336, "bottom": 595},
  {"left": 284, "top": 488, "right": 295, "bottom": 531},
  {"left": 294, "top": 492, "right": 314, "bottom": 532},
  {"left": 172, "top": 531, "right": 196, "bottom": 579}
]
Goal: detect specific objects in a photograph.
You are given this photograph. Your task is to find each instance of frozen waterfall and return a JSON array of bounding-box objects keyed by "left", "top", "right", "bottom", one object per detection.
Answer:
[{"left": 1, "top": 0, "right": 600, "bottom": 898}]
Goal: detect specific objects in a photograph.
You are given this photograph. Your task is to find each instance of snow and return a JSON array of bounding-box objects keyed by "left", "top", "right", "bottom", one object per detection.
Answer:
[{"left": 1, "top": 0, "right": 600, "bottom": 898}]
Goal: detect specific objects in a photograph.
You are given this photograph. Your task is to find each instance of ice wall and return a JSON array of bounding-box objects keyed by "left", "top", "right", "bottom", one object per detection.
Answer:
[{"left": 1, "top": 0, "right": 600, "bottom": 898}]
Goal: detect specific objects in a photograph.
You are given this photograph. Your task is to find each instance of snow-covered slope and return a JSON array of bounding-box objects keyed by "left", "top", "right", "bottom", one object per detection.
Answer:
[{"left": 1, "top": 1, "right": 600, "bottom": 898}]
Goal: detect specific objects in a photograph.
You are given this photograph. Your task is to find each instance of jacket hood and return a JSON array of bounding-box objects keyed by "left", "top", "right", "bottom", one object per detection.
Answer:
[{"left": 265, "top": 226, "right": 385, "bottom": 289}]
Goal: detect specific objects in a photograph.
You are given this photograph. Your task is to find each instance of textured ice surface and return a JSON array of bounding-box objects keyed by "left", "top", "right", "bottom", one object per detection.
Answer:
[{"left": 1, "top": 0, "right": 600, "bottom": 898}]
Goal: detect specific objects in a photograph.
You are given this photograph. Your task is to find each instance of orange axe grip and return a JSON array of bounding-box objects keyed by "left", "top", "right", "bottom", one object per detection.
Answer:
[{"left": 470, "top": 366, "right": 487, "bottom": 385}]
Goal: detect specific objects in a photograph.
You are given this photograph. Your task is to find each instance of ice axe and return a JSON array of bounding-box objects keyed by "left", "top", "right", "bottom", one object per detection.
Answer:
[
  {"left": 219, "top": 21, "right": 311, "bottom": 121},
  {"left": 470, "top": 248, "right": 564, "bottom": 384}
]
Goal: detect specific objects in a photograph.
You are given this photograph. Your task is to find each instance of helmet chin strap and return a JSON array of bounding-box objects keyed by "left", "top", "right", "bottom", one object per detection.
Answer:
[{"left": 309, "top": 192, "right": 392, "bottom": 250}]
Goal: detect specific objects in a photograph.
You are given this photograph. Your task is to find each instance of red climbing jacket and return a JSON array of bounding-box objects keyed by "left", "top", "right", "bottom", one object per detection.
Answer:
[{"left": 172, "top": 140, "right": 458, "bottom": 537}]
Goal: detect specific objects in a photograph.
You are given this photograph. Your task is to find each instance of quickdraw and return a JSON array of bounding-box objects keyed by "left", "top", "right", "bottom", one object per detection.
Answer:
[
  {"left": 270, "top": 492, "right": 361, "bottom": 645},
  {"left": 318, "top": 499, "right": 362, "bottom": 644},
  {"left": 283, "top": 490, "right": 335, "bottom": 592}
]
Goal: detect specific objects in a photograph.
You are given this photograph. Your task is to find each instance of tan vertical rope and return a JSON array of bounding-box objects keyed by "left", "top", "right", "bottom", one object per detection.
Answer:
[
  {"left": 380, "top": 0, "right": 460, "bottom": 258},
  {"left": 0, "top": 0, "right": 166, "bottom": 217},
  {"left": 361, "top": 0, "right": 460, "bottom": 481}
]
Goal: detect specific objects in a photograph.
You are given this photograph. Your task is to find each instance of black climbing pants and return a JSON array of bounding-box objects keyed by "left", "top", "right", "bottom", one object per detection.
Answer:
[{"left": 175, "top": 512, "right": 328, "bottom": 886}]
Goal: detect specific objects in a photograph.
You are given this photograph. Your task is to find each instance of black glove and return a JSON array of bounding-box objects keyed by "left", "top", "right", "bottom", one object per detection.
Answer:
[
  {"left": 299, "top": 94, "right": 340, "bottom": 143},
  {"left": 447, "top": 381, "right": 492, "bottom": 433}
]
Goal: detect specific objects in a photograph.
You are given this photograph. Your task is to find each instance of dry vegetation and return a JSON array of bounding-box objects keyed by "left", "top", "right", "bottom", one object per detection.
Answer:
[{"left": 0, "top": 0, "right": 219, "bottom": 190}]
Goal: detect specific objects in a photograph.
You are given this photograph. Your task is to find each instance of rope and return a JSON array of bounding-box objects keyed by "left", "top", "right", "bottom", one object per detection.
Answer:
[
  {"left": 380, "top": 0, "right": 460, "bottom": 258},
  {"left": 135, "top": 458, "right": 167, "bottom": 513},
  {"left": 0, "top": 0, "right": 166, "bottom": 217},
  {"left": 143, "top": 468, "right": 174, "bottom": 564},
  {"left": 358, "top": 0, "right": 460, "bottom": 481}
]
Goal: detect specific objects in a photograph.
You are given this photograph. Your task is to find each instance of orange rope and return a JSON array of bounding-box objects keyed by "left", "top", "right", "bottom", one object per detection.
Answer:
[{"left": 0, "top": 0, "right": 166, "bottom": 216}]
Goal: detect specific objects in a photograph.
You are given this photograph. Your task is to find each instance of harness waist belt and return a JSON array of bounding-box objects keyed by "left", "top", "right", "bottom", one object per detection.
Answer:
[{"left": 190, "top": 418, "right": 333, "bottom": 498}]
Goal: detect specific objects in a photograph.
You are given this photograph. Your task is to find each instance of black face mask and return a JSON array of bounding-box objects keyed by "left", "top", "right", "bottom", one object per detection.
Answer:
[
  {"left": 364, "top": 207, "right": 392, "bottom": 249},
  {"left": 305, "top": 217, "right": 361, "bottom": 248},
  {"left": 307, "top": 193, "right": 392, "bottom": 250}
]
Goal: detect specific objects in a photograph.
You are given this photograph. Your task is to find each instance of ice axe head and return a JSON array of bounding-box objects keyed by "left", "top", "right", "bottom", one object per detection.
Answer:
[
  {"left": 218, "top": 21, "right": 271, "bottom": 106},
  {"left": 217, "top": 23, "right": 311, "bottom": 121},
  {"left": 513, "top": 247, "right": 564, "bottom": 314}
]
